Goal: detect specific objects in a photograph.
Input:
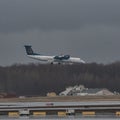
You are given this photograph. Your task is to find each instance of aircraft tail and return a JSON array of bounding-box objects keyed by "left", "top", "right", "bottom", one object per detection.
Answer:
[{"left": 24, "top": 45, "right": 34, "bottom": 55}]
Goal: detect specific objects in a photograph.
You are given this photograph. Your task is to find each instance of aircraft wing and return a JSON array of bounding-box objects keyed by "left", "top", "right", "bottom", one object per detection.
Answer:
[{"left": 54, "top": 55, "right": 70, "bottom": 60}]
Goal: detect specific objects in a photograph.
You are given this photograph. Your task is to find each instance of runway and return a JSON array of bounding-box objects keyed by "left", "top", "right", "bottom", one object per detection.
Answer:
[
  {"left": 0, "top": 96, "right": 120, "bottom": 119},
  {"left": 0, "top": 101, "right": 120, "bottom": 118}
]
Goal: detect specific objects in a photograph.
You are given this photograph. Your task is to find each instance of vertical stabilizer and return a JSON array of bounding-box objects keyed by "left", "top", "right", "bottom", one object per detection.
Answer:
[{"left": 24, "top": 45, "right": 34, "bottom": 55}]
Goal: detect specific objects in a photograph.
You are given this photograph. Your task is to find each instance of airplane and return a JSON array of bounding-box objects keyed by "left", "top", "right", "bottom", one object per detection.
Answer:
[{"left": 24, "top": 45, "right": 85, "bottom": 64}]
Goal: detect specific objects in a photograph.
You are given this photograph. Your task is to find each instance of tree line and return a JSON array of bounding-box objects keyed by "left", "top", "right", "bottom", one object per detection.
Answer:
[{"left": 0, "top": 62, "right": 120, "bottom": 96}]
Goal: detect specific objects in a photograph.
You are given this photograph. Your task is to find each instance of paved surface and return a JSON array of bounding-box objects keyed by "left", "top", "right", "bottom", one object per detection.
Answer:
[{"left": 0, "top": 95, "right": 120, "bottom": 102}]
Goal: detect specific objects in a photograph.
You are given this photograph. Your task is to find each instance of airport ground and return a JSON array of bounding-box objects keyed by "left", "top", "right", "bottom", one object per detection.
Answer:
[
  {"left": 0, "top": 95, "right": 120, "bottom": 119},
  {"left": 0, "top": 95, "right": 120, "bottom": 102}
]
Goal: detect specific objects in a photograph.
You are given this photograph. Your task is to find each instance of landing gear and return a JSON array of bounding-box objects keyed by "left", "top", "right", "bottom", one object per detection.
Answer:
[{"left": 50, "top": 62, "right": 61, "bottom": 65}]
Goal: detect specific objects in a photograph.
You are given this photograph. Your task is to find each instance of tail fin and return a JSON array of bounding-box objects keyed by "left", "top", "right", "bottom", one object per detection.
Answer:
[{"left": 24, "top": 45, "right": 34, "bottom": 55}]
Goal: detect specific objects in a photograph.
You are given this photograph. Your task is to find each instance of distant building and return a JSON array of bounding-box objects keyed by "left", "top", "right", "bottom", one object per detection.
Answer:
[
  {"left": 0, "top": 92, "right": 17, "bottom": 98},
  {"left": 47, "top": 92, "right": 57, "bottom": 97},
  {"left": 59, "top": 85, "right": 85, "bottom": 96},
  {"left": 76, "top": 88, "right": 114, "bottom": 96},
  {"left": 59, "top": 85, "right": 114, "bottom": 96}
]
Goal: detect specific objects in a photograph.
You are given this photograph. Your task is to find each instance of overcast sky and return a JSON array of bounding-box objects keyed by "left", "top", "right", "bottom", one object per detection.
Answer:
[{"left": 0, "top": 0, "right": 120, "bottom": 66}]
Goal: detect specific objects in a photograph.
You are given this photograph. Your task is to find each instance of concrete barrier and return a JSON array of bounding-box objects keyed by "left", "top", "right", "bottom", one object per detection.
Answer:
[
  {"left": 8, "top": 112, "right": 19, "bottom": 117},
  {"left": 58, "top": 111, "right": 66, "bottom": 116},
  {"left": 116, "top": 111, "right": 120, "bottom": 116},
  {"left": 33, "top": 112, "right": 46, "bottom": 117},
  {"left": 82, "top": 111, "right": 95, "bottom": 116}
]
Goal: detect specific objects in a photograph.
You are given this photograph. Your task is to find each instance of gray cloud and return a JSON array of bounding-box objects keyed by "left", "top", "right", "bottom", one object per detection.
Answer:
[
  {"left": 0, "top": 0, "right": 120, "bottom": 65},
  {"left": 0, "top": 0, "right": 120, "bottom": 32}
]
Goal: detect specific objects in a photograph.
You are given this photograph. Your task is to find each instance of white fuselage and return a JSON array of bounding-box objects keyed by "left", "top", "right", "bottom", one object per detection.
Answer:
[{"left": 27, "top": 55, "right": 85, "bottom": 64}]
